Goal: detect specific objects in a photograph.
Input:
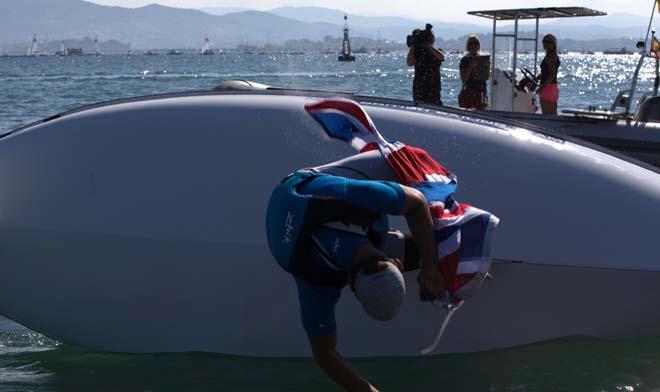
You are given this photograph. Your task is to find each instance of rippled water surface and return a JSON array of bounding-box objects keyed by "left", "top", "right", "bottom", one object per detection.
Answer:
[
  {"left": 0, "top": 52, "right": 656, "bottom": 132},
  {"left": 1, "top": 51, "right": 659, "bottom": 391}
]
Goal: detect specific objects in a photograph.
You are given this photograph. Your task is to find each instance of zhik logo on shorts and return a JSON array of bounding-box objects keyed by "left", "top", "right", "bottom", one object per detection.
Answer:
[
  {"left": 282, "top": 211, "right": 294, "bottom": 245},
  {"left": 332, "top": 237, "right": 341, "bottom": 255}
]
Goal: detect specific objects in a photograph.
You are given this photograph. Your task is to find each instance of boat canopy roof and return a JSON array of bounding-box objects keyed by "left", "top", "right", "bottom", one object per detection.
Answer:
[{"left": 468, "top": 7, "right": 606, "bottom": 21}]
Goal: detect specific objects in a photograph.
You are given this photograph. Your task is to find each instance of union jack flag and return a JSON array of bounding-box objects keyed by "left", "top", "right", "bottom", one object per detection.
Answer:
[{"left": 305, "top": 98, "right": 499, "bottom": 301}]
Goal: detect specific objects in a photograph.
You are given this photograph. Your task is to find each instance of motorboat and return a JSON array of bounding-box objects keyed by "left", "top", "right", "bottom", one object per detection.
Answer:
[
  {"left": 603, "top": 47, "right": 634, "bottom": 55},
  {"left": 0, "top": 83, "right": 659, "bottom": 357},
  {"left": 467, "top": 6, "right": 660, "bottom": 167}
]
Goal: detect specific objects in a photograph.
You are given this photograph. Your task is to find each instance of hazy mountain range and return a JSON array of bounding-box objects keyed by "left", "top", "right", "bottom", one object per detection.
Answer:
[{"left": 0, "top": 0, "right": 651, "bottom": 51}]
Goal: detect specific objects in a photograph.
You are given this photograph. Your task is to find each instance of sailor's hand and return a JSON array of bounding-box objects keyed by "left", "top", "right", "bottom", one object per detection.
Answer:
[{"left": 417, "top": 266, "right": 445, "bottom": 301}]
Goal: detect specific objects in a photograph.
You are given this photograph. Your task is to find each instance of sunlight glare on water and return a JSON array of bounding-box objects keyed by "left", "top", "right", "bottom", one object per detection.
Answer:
[{"left": 0, "top": 52, "right": 656, "bottom": 132}]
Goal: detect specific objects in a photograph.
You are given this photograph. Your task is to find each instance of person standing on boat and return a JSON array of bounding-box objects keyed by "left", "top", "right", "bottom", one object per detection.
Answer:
[
  {"left": 406, "top": 24, "right": 445, "bottom": 105},
  {"left": 538, "top": 34, "right": 560, "bottom": 115},
  {"left": 266, "top": 151, "right": 445, "bottom": 392},
  {"left": 459, "top": 35, "right": 489, "bottom": 110}
]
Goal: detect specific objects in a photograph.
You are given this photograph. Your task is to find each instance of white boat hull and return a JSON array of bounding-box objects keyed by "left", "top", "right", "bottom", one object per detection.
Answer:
[
  {"left": 1, "top": 92, "right": 659, "bottom": 356},
  {"left": 487, "top": 109, "right": 660, "bottom": 168}
]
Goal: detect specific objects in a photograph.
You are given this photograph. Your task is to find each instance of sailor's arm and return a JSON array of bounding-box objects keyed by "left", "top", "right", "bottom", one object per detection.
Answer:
[
  {"left": 430, "top": 46, "right": 445, "bottom": 62},
  {"left": 296, "top": 279, "right": 376, "bottom": 391},
  {"left": 398, "top": 186, "right": 445, "bottom": 298},
  {"left": 406, "top": 47, "right": 415, "bottom": 66},
  {"left": 309, "top": 333, "right": 379, "bottom": 392},
  {"left": 460, "top": 59, "right": 477, "bottom": 83}
]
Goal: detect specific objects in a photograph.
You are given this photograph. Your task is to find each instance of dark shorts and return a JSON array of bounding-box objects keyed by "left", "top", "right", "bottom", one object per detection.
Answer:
[{"left": 459, "top": 90, "right": 488, "bottom": 110}]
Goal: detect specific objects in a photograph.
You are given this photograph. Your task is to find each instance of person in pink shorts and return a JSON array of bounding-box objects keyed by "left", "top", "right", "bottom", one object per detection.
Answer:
[{"left": 538, "top": 34, "right": 560, "bottom": 115}]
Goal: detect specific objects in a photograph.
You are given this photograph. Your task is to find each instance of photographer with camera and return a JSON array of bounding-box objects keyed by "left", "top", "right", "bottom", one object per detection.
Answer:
[{"left": 406, "top": 24, "right": 445, "bottom": 106}]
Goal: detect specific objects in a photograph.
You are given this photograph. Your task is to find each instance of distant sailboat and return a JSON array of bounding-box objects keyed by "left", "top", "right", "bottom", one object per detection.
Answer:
[
  {"left": 26, "top": 34, "right": 38, "bottom": 56},
  {"left": 26, "top": 34, "right": 47, "bottom": 56},
  {"left": 94, "top": 36, "right": 102, "bottom": 56},
  {"left": 56, "top": 41, "right": 68, "bottom": 57},
  {"left": 26, "top": 34, "right": 36, "bottom": 56},
  {"left": 201, "top": 35, "right": 214, "bottom": 55},
  {"left": 128, "top": 42, "right": 133, "bottom": 57}
]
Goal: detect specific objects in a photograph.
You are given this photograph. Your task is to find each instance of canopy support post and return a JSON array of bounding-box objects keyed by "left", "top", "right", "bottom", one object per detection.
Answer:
[
  {"left": 645, "top": 0, "right": 656, "bottom": 49},
  {"left": 512, "top": 15, "right": 519, "bottom": 112},
  {"left": 490, "top": 17, "right": 497, "bottom": 109},
  {"left": 534, "top": 17, "right": 540, "bottom": 76}
]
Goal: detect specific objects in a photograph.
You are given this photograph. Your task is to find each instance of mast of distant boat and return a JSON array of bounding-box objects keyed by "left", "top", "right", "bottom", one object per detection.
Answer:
[
  {"left": 94, "top": 35, "right": 101, "bottom": 56},
  {"left": 60, "top": 41, "right": 68, "bottom": 56},
  {"left": 377, "top": 31, "right": 381, "bottom": 52},
  {"left": 26, "top": 34, "right": 37, "bottom": 56}
]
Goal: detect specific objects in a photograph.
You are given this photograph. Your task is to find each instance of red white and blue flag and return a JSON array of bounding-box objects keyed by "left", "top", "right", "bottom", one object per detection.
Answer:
[{"left": 305, "top": 98, "right": 499, "bottom": 301}]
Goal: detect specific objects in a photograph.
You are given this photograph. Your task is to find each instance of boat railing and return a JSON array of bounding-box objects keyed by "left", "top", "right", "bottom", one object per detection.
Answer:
[{"left": 560, "top": 90, "right": 631, "bottom": 120}]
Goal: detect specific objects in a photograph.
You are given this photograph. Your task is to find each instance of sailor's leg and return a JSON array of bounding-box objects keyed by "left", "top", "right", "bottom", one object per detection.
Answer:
[
  {"left": 540, "top": 99, "right": 551, "bottom": 115},
  {"left": 381, "top": 230, "right": 421, "bottom": 272}
]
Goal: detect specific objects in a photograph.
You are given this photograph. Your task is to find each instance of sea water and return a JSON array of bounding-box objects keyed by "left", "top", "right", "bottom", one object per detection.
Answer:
[
  {"left": 1, "top": 52, "right": 659, "bottom": 391},
  {"left": 1, "top": 51, "right": 657, "bottom": 132}
]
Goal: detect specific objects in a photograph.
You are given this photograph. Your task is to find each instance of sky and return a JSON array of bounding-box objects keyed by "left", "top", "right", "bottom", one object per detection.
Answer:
[{"left": 86, "top": 0, "right": 654, "bottom": 23}]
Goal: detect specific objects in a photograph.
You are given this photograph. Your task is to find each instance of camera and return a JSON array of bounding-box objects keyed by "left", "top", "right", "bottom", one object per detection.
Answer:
[{"left": 407, "top": 23, "right": 434, "bottom": 48}]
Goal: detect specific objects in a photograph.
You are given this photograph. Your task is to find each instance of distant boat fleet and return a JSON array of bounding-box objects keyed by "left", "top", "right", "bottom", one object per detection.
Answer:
[
  {"left": 0, "top": 15, "right": 411, "bottom": 59},
  {"left": 1, "top": 33, "right": 224, "bottom": 57},
  {"left": 1, "top": 29, "right": 629, "bottom": 59},
  {"left": 2, "top": 31, "right": 392, "bottom": 57},
  {"left": 603, "top": 47, "right": 635, "bottom": 55},
  {"left": 15, "top": 34, "right": 99, "bottom": 57}
]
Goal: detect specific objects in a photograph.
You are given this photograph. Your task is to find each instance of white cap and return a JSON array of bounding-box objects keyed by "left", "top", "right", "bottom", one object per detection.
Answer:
[{"left": 354, "top": 262, "right": 405, "bottom": 321}]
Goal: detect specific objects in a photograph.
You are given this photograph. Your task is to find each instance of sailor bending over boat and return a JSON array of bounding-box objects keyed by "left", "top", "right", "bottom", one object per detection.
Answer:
[
  {"left": 267, "top": 98, "right": 498, "bottom": 391},
  {"left": 266, "top": 150, "right": 445, "bottom": 392}
]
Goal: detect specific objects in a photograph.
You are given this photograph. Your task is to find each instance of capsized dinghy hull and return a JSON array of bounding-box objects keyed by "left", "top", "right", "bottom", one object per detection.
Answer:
[{"left": 0, "top": 92, "right": 659, "bottom": 356}]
